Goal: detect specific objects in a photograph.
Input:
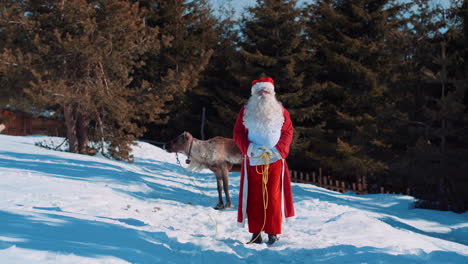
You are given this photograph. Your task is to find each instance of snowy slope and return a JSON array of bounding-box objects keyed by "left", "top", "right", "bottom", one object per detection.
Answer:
[{"left": 0, "top": 134, "right": 467, "bottom": 263}]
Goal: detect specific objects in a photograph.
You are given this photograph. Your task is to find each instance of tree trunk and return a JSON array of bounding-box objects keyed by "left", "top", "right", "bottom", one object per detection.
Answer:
[
  {"left": 77, "top": 112, "right": 90, "bottom": 154},
  {"left": 96, "top": 107, "right": 106, "bottom": 155},
  {"left": 63, "top": 105, "right": 78, "bottom": 153}
]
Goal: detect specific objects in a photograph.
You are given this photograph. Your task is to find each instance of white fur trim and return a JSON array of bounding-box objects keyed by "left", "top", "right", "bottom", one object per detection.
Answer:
[
  {"left": 281, "top": 159, "right": 285, "bottom": 221},
  {"left": 285, "top": 216, "right": 296, "bottom": 222},
  {"left": 247, "top": 143, "right": 256, "bottom": 157},
  {"left": 241, "top": 157, "right": 248, "bottom": 227},
  {"left": 251, "top": 82, "right": 275, "bottom": 95},
  {"left": 237, "top": 221, "right": 245, "bottom": 228}
]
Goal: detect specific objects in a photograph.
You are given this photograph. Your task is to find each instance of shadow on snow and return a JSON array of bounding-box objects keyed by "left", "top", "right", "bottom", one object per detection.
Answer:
[
  {"left": 0, "top": 151, "right": 236, "bottom": 208},
  {"left": 0, "top": 210, "right": 466, "bottom": 264},
  {"left": 293, "top": 185, "right": 468, "bottom": 246}
]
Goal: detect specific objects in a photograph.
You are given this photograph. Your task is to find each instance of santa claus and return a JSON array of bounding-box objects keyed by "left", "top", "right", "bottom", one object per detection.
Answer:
[{"left": 233, "top": 77, "right": 295, "bottom": 245}]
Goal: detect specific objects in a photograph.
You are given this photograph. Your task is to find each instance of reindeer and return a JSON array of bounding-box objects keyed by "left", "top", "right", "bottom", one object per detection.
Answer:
[{"left": 165, "top": 132, "right": 242, "bottom": 210}]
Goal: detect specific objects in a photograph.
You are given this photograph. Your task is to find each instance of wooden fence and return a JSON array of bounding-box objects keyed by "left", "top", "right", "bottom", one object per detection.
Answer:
[
  {"left": 0, "top": 109, "right": 66, "bottom": 137},
  {"left": 290, "top": 168, "right": 411, "bottom": 195}
]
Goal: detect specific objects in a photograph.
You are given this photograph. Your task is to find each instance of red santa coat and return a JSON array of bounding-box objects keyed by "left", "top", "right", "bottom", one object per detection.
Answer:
[{"left": 233, "top": 106, "right": 295, "bottom": 231}]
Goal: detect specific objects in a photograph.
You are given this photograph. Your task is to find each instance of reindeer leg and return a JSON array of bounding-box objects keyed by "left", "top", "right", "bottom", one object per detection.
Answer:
[
  {"left": 214, "top": 172, "right": 225, "bottom": 210},
  {"left": 222, "top": 167, "right": 233, "bottom": 209}
]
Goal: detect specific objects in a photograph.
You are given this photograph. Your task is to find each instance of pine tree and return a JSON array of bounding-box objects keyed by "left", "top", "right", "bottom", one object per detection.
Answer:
[
  {"left": 388, "top": 0, "right": 468, "bottom": 211},
  {"left": 131, "top": 0, "right": 216, "bottom": 140},
  {"left": 241, "top": 0, "right": 306, "bottom": 91},
  {"left": 0, "top": 0, "right": 36, "bottom": 107},
  {"left": 163, "top": 0, "right": 222, "bottom": 140},
  {"left": 400, "top": 0, "right": 468, "bottom": 212},
  {"left": 407, "top": 40, "right": 468, "bottom": 212},
  {"left": 195, "top": 6, "right": 243, "bottom": 139},
  {"left": 386, "top": 0, "right": 445, "bottom": 153},
  {"left": 0, "top": 0, "right": 158, "bottom": 160},
  {"left": 304, "top": 0, "right": 408, "bottom": 176},
  {"left": 454, "top": 0, "right": 468, "bottom": 78}
]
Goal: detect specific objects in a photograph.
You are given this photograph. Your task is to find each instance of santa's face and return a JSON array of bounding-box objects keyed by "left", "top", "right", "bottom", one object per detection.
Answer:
[
  {"left": 244, "top": 88, "right": 284, "bottom": 148},
  {"left": 255, "top": 88, "right": 273, "bottom": 97},
  {"left": 252, "top": 86, "right": 276, "bottom": 106}
]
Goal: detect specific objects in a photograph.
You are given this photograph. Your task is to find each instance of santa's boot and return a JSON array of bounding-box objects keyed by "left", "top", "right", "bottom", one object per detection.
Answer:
[
  {"left": 248, "top": 233, "right": 262, "bottom": 244},
  {"left": 267, "top": 234, "right": 278, "bottom": 245}
]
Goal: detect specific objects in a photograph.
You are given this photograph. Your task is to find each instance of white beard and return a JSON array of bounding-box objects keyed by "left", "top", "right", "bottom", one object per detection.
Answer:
[{"left": 243, "top": 93, "right": 284, "bottom": 148}]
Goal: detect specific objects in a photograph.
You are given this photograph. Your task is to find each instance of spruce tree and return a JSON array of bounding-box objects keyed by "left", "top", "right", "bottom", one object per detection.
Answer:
[
  {"left": 195, "top": 6, "right": 243, "bottom": 139},
  {"left": 304, "top": 0, "right": 408, "bottom": 176},
  {"left": 239, "top": 0, "right": 319, "bottom": 168},
  {"left": 386, "top": 0, "right": 468, "bottom": 211},
  {"left": 131, "top": 0, "right": 216, "bottom": 140},
  {"left": 370, "top": 0, "right": 443, "bottom": 193},
  {"left": 240, "top": 0, "right": 306, "bottom": 91},
  {"left": 407, "top": 40, "right": 468, "bottom": 212},
  {"left": 401, "top": 1, "right": 468, "bottom": 212},
  {"left": 163, "top": 0, "right": 221, "bottom": 140},
  {"left": 454, "top": 0, "right": 468, "bottom": 79}
]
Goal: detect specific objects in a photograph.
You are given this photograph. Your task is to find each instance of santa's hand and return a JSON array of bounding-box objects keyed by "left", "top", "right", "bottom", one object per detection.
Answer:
[
  {"left": 247, "top": 143, "right": 267, "bottom": 157},
  {"left": 259, "top": 146, "right": 272, "bottom": 155}
]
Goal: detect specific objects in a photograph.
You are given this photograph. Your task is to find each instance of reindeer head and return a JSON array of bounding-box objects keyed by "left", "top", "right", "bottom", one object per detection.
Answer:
[{"left": 166, "top": 131, "right": 193, "bottom": 153}]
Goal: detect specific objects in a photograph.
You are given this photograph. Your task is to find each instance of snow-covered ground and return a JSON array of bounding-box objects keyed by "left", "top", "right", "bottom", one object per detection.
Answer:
[{"left": 0, "top": 134, "right": 467, "bottom": 263}]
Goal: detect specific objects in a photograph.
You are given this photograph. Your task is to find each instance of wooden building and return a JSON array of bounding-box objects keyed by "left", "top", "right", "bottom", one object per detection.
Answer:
[{"left": 0, "top": 109, "right": 66, "bottom": 137}]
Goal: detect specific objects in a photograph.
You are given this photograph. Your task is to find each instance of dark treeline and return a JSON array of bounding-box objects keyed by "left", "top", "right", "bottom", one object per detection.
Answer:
[{"left": 0, "top": 0, "right": 467, "bottom": 212}]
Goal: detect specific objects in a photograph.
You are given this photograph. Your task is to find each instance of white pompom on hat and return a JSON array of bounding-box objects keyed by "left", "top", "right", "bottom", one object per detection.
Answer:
[{"left": 251, "top": 77, "right": 275, "bottom": 95}]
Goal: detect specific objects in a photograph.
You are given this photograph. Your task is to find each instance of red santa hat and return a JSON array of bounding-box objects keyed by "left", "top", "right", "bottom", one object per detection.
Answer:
[{"left": 251, "top": 77, "right": 275, "bottom": 95}]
